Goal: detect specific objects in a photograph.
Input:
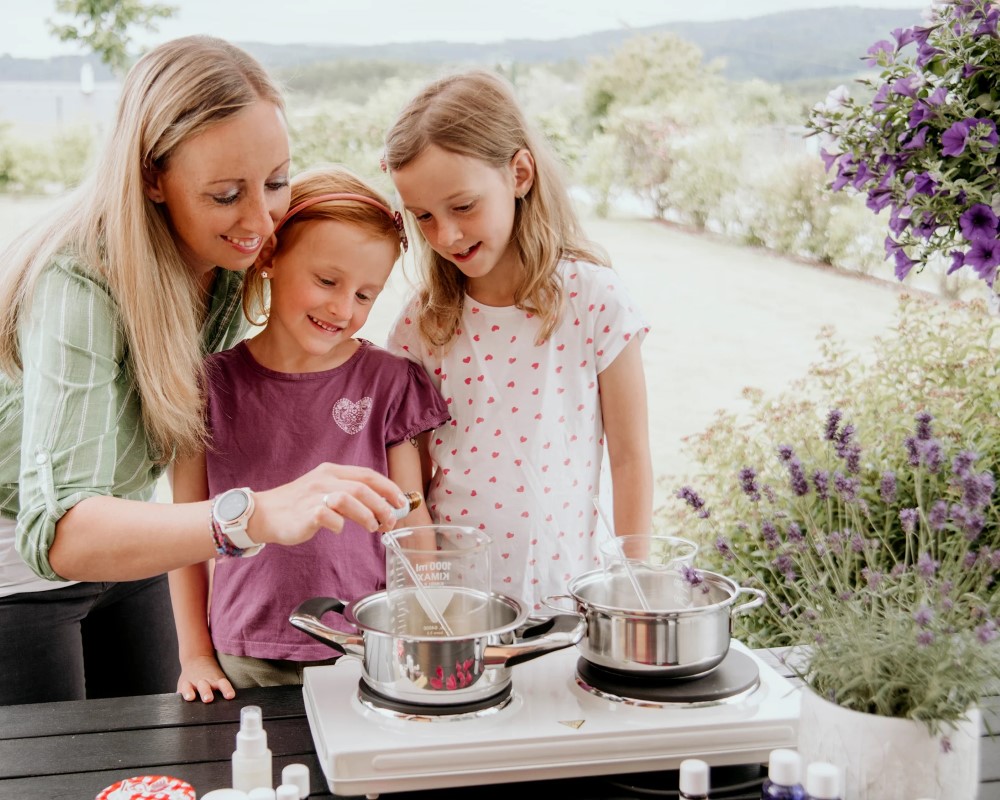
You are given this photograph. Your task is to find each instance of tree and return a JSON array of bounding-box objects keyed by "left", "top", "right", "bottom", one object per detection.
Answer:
[{"left": 48, "top": 0, "right": 177, "bottom": 74}]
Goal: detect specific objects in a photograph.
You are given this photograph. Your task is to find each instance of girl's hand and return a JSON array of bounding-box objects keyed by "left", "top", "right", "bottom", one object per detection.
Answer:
[
  {"left": 249, "top": 463, "right": 407, "bottom": 546},
  {"left": 177, "top": 655, "right": 236, "bottom": 703}
]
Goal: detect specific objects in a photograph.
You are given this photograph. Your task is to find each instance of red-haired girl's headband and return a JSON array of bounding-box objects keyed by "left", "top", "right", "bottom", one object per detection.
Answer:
[{"left": 273, "top": 192, "right": 408, "bottom": 251}]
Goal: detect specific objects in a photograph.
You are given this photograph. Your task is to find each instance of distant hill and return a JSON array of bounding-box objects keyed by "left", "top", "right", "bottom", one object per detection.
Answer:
[{"left": 0, "top": 6, "right": 922, "bottom": 86}]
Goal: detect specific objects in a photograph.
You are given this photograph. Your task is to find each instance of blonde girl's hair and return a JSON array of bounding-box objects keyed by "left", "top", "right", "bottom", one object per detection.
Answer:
[
  {"left": 242, "top": 165, "right": 405, "bottom": 325},
  {"left": 0, "top": 35, "right": 285, "bottom": 460},
  {"left": 383, "top": 69, "right": 608, "bottom": 348}
]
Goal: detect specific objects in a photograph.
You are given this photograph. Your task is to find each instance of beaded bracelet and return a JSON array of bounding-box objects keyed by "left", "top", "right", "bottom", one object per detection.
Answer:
[{"left": 209, "top": 500, "right": 248, "bottom": 558}]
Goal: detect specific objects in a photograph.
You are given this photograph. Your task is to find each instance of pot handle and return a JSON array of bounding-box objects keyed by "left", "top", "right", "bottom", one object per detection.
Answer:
[
  {"left": 539, "top": 593, "right": 575, "bottom": 614},
  {"left": 483, "top": 612, "right": 585, "bottom": 669},
  {"left": 732, "top": 587, "right": 767, "bottom": 616},
  {"left": 288, "top": 597, "right": 366, "bottom": 658}
]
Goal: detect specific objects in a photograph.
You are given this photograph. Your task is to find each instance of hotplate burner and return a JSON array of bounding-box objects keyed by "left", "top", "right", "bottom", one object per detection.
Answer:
[
  {"left": 356, "top": 679, "right": 513, "bottom": 721},
  {"left": 576, "top": 649, "right": 761, "bottom": 706}
]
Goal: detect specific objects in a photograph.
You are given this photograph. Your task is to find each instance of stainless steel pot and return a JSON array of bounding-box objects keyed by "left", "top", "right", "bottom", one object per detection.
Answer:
[
  {"left": 289, "top": 590, "right": 585, "bottom": 706},
  {"left": 546, "top": 567, "right": 765, "bottom": 678}
]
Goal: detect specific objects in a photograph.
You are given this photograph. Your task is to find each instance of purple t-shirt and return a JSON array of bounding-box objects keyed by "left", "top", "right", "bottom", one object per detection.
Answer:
[{"left": 205, "top": 339, "right": 449, "bottom": 661}]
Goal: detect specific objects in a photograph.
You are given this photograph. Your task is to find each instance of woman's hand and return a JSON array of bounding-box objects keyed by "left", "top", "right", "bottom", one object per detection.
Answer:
[
  {"left": 177, "top": 654, "right": 236, "bottom": 703},
  {"left": 248, "top": 463, "right": 408, "bottom": 546}
]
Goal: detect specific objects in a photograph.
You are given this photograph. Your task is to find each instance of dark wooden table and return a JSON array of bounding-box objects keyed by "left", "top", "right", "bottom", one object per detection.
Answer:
[{"left": 1, "top": 653, "right": 996, "bottom": 800}]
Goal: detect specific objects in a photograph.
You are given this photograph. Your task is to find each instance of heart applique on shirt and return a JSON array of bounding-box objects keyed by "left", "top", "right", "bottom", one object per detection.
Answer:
[{"left": 332, "top": 396, "right": 373, "bottom": 435}]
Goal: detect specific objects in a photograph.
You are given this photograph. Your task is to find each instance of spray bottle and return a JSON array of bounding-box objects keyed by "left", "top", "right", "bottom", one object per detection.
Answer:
[{"left": 232, "top": 705, "right": 273, "bottom": 792}]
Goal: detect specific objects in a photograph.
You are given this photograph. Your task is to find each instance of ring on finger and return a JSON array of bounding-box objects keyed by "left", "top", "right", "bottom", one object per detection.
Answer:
[{"left": 322, "top": 493, "right": 332, "bottom": 508}]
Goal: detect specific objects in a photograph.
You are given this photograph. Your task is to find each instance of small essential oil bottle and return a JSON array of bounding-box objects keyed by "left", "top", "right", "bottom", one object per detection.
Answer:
[
  {"left": 679, "top": 758, "right": 710, "bottom": 799},
  {"left": 761, "top": 749, "right": 806, "bottom": 799},
  {"left": 804, "top": 761, "right": 841, "bottom": 800}
]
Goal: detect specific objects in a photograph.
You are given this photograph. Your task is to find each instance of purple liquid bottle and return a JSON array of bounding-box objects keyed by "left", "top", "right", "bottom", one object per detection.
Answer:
[{"left": 761, "top": 749, "right": 805, "bottom": 799}]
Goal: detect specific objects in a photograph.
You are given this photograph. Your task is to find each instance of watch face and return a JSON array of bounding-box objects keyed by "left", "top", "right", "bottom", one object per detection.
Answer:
[{"left": 217, "top": 490, "right": 250, "bottom": 522}]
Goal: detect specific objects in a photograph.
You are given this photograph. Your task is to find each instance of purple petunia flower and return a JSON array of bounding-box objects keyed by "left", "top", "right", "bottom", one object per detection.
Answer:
[
  {"left": 948, "top": 250, "right": 966, "bottom": 275},
  {"left": 907, "top": 171, "right": 937, "bottom": 197},
  {"left": 819, "top": 149, "right": 840, "bottom": 172},
  {"left": 925, "top": 86, "right": 948, "bottom": 106},
  {"left": 894, "top": 248, "right": 916, "bottom": 281},
  {"left": 974, "top": 6, "right": 1000, "bottom": 36},
  {"left": 891, "top": 26, "right": 917, "bottom": 49},
  {"left": 941, "top": 118, "right": 999, "bottom": 157},
  {"left": 890, "top": 74, "right": 921, "bottom": 98},
  {"left": 865, "top": 39, "right": 895, "bottom": 67},
  {"left": 959, "top": 204, "right": 999, "bottom": 241},
  {"left": 966, "top": 237, "right": 1000, "bottom": 285}
]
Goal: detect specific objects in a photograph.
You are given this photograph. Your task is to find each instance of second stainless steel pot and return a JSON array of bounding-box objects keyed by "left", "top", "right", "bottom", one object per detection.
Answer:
[
  {"left": 290, "top": 590, "right": 584, "bottom": 706},
  {"left": 547, "top": 567, "right": 765, "bottom": 678}
]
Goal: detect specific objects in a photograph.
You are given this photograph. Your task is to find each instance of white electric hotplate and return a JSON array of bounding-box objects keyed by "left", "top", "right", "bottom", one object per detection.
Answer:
[{"left": 302, "top": 640, "right": 800, "bottom": 798}]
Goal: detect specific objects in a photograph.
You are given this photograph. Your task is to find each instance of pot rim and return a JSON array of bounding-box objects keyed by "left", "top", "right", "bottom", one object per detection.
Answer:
[
  {"left": 343, "top": 589, "right": 530, "bottom": 640},
  {"left": 566, "top": 567, "right": 744, "bottom": 616}
]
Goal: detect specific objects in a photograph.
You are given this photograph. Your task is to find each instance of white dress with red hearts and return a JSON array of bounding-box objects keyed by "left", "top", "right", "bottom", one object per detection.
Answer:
[{"left": 388, "top": 260, "right": 649, "bottom": 609}]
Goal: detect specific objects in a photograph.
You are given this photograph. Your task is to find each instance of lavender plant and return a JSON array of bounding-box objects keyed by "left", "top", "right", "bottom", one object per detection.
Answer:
[
  {"left": 678, "top": 410, "right": 999, "bottom": 730},
  {"left": 807, "top": 0, "right": 1000, "bottom": 288},
  {"left": 667, "top": 294, "right": 1000, "bottom": 731}
]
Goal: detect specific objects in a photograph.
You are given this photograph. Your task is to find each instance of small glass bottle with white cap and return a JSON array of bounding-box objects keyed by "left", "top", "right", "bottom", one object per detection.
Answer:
[
  {"left": 679, "top": 758, "right": 710, "bottom": 799},
  {"left": 804, "top": 761, "right": 841, "bottom": 800},
  {"left": 761, "top": 749, "right": 806, "bottom": 799}
]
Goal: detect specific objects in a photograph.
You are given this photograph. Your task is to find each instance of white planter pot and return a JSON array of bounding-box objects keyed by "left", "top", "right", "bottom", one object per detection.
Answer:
[{"left": 797, "top": 686, "right": 980, "bottom": 800}]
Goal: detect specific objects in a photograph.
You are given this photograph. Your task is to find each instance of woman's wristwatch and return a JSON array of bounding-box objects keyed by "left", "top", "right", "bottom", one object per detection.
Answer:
[{"left": 211, "top": 487, "right": 265, "bottom": 557}]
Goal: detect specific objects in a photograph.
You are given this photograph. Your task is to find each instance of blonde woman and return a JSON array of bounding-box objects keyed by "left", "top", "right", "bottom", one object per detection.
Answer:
[
  {"left": 384, "top": 71, "right": 653, "bottom": 611},
  {"left": 0, "top": 36, "right": 407, "bottom": 705}
]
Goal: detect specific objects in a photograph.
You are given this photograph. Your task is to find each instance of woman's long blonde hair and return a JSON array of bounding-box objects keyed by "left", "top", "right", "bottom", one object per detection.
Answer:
[
  {"left": 242, "top": 165, "right": 405, "bottom": 325},
  {"left": 0, "top": 36, "right": 284, "bottom": 460},
  {"left": 383, "top": 70, "right": 608, "bottom": 348}
]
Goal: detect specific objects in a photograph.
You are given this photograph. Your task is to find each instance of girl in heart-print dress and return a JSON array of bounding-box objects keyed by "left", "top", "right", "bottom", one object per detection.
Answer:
[
  {"left": 385, "top": 71, "right": 653, "bottom": 610},
  {"left": 168, "top": 166, "right": 449, "bottom": 700}
]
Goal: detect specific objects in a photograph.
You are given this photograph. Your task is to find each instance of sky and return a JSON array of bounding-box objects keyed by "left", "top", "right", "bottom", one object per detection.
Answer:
[{"left": 2, "top": 0, "right": 925, "bottom": 59}]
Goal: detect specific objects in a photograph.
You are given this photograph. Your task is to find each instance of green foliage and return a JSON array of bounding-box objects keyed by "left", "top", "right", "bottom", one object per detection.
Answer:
[
  {"left": 662, "top": 294, "right": 1000, "bottom": 727},
  {"left": 48, "top": 0, "right": 176, "bottom": 73},
  {"left": 278, "top": 60, "right": 437, "bottom": 105},
  {"left": 0, "top": 126, "right": 95, "bottom": 193}
]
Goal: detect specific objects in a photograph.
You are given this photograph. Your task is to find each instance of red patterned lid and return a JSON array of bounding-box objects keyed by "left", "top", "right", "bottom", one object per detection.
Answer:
[{"left": 95, "top": 775, "right": 196, "bottom": 800}]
